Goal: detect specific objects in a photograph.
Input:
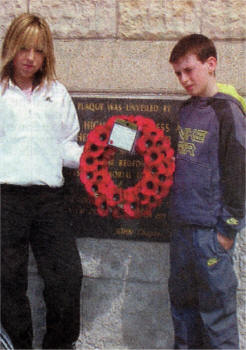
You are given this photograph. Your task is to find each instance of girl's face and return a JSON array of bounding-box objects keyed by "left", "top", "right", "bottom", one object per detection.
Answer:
[{"left": 12, "top": 45, "right": 45, "bottom": 88}]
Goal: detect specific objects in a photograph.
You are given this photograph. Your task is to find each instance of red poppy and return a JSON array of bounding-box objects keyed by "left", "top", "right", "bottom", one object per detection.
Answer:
[
  {"left": 97, "top": 181, "right": 111, "bottom": 196},
  {"left": 94, "top": 195, "right": 109, "bottom": 217},
  {"left": 107, "top": 186, "right": 123, "bottom": 207},
  {"left": 154, "top": 132, "right": 169, "bottom": 149},
  {"left": 155, "top": 163, "right": 168, "bottom": 181},
  {"left": 136, "top": 134, "right": 154, "bottom": 154},
  {"left": 106, "top": 115, "right": 121, "bottom": 128},
  {"left": 103, "top": 146, "right": 116, "bottom": 160},
  {"left": 135, "top": 115, "right": 156, "bottom": 129},
  {"left": 143, "top": 147, "right": 164, "bottom": 167},
  {"left": 94, "top": 169, "right": 112, "bottom": 188},
  {"left": 140, "top": 170, "right": 159, "bottom": 196},
  {"left": 136, "top": 191, "right": 149, "bottom": 205},
  {"left": 79, "top": 169, "right": 94, "bottom": 186},
  {"left": 123, "top": 187, "right": 138, "bottom": 203},
  {"left": 155, "top": 185, "right": 169, "bottom": 201},
  {"left": 88, "top": 125, "right": 110, "bottom": 148},
  {"left": 161, "top": 147, "right": 174, "bottom": 160},
  {"left": 83, "top": 180, "right": 99, "bottom": 197},
  {"left": 80, "top": 152, "right": 98, "bottom": 172},
  {"left": 124, "top": 201, "right": 141, "bottom": 219},
  {"left": 85, "top": 141, "right": 105, "bottom": 158},
  {"left": 112, "top": 206, "right": 125, "bottom": 219},
  {"left": 147, "top": 127, "right": 164, "bottom": 141},
  {"left": 162, "top": 158, "right": 175, "bottom": 177}
]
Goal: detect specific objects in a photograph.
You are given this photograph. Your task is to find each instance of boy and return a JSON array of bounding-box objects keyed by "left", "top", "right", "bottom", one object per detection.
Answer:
[{"left": 168, "top": 34, "right": 246, "bottom": 349}]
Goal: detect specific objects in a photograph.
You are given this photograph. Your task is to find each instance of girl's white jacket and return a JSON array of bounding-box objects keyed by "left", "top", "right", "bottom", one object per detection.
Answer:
[{"left": 0, "top": 80, "right": 83, "bottom": 187}]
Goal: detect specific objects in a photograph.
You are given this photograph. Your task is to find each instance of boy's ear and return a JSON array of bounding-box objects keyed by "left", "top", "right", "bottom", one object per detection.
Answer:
[{"left": 207, "top": 56, "right": 217, "bottom": 73}]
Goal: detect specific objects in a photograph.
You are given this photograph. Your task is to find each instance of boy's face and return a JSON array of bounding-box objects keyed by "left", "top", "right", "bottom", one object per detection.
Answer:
[{"left": 171, "top": 53, "right": 217, "bottom": 97}]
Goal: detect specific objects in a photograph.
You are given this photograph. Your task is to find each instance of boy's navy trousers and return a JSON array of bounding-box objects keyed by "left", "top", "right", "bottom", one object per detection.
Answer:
[
  {"left": 1, "top": 185, "right": 82, "bottom": 349},
  {"left": 168, "top": 225, "right": 239, "bottom": 349}
]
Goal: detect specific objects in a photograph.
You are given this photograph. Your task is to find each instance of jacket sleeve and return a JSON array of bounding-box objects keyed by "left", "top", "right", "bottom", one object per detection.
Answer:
[
  {"left": 213, "top": 99, "right": 246, "bottom": 239},
  {"left": 60, "top": 89, "right": 84, "bottom": 169}
]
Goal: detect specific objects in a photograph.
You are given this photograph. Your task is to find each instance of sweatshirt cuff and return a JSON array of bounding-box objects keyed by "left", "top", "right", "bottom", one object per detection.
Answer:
[
  {"left": 216, "top": 217, "right": 239, "bottom": 240},
  {"left": 63, "top": 143, "right": 84, "bottom": 169}
]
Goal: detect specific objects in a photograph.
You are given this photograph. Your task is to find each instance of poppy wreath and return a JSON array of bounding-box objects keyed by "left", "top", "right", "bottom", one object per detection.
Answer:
[{"left": 79, "top": 115, "right": 175, "bottom": 219}]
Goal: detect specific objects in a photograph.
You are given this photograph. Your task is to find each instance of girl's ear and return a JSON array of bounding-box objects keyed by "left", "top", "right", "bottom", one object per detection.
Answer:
[{"left": 207, "top": 56, "right": 217, "bottom": 73}]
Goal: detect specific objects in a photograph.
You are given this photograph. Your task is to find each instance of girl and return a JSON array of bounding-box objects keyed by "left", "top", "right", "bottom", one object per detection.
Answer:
[{"left": 0, "top": 13, "right": 83, "bottom": 349}]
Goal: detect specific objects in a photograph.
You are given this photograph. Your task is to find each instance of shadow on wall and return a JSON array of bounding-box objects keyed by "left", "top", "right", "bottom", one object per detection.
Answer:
[
  {"left": 28, "top": 240, "right": 173, "bottom": 349},
  {"left": 77, "top": 240, "right": 173, "bottom": 349}
]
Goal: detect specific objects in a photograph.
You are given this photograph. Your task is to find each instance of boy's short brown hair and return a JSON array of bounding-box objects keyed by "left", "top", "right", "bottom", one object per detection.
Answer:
[{"left": 169, "top": 34, "right": 217, "bottom": 64}]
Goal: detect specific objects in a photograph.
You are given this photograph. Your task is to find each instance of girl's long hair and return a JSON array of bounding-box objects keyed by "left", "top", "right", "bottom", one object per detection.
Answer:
[{"left": 1, "top": 13, "right": 56, "bottom": 90}]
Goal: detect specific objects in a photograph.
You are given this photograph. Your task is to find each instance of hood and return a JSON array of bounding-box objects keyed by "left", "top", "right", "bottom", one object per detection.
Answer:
[{"left": 183, "top": 92, "right": 245, "bottom": 115}]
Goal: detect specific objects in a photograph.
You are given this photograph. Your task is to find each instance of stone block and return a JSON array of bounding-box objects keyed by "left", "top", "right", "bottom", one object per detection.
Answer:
[
  {"left": 237, "top": 290, "right": 246, "bottom": 350},
  {"left": 118, "top": 0, "right": 201, "bottom": 39},
  {"left": 77, "top": 238, "right": 170, "bottom": 283},
  {"left": 29, "top": 0, "right": 116, "bottom": 38},
  {"left": 53, "top": 39, "right": 189, "bottom": 93},
  {"left": 216, "top": 41, "right": 246, "bottom": 94},
  {"left": 234, "top": 228, "right": 246, "bottom": 290},
  {"left": 78, "top": 276, "right": 173, "bottom": 349},
  {"left": 27, "top": 248, "right": 173, "bottom": 349},
  {"left": 54, "top": 39, "right": 246, "bottom": 96},
  {"left": 118, "top": 0, "right": 246, "bottom": 40},
  {"left": 202, "top": 0, "right": 246, "bottom": 39},
  {"left": 0, "top": 1, "right": 27, "bottom": 38}
]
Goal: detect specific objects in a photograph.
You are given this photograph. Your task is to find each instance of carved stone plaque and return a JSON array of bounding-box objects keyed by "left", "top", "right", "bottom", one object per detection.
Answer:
[{"left": 63, "top": 97, "right": 182, "bottom": 241}]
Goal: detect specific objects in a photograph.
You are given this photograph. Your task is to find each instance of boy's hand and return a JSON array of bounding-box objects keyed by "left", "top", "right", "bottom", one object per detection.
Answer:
[{"left": 217, "top": 232, "right": 234, "bottom": 250}]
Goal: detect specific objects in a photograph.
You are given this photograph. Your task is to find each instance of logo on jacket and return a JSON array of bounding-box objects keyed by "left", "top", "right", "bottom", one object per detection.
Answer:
[
  {"left": 226, "top": 217, "right": 239, "bottom": 225},
  {"left": 177, "top": 126, "right": 208, "bottom": 157},
  {"left": 207, "top": 257, "right": 218, "bottom": 267}
]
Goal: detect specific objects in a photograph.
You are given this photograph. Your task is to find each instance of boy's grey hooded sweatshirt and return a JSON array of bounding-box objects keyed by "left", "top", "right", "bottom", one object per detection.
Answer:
[{"left": 169, "top": 92, "right": 246, "bottom": 239}]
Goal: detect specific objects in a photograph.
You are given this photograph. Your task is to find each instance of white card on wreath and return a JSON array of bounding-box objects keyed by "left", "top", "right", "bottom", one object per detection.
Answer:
[{"left": 108, "top": 119, "right": 138, "bottom": 152}]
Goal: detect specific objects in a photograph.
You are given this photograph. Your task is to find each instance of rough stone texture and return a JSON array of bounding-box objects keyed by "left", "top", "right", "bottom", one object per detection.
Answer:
[
  {"left": 118, "top": 0, "right": 201, "bottom": 39},
  {"left": 118, "top": 0, "right": 246, "bottom": 40},
  {"left": 234, "top": 228, "right": 246, "bottom": 349},
  {"left": 28, "top": 239, "right": 173, "bottom": 349},
  {"left": 237, "top": 290, "right": 246, "bottom": 350},
  {"left": 77, "top": 238, "right": 170, "bottom": 283},
  {"left": 2, "top": 0, "right": 245, "bottom": 41},
  {"left": 1, "top": 1, "right": 245, "bottom": 95},
  {"left": 55, "top": 40, "right": 177, "bottom": 94},
  {"left": 54, "top": 40, "right": 246, "bottom": 96},
  {"left": 202, "top": 0, "right": 246, "bottom": 39},
  {"left": 29, "top": 0, "right": 117, "bottom": 38},
  {"left": 0, "top": 1, "right": 27, "bottom": 38},
  {"left": 216, "top": 41, "right": 246, "bottom": 95},
  {"left": 78, "top": 277, "right": 172, "bottom": 349},
  {"left": 78, "top": 239, "right": 172, "bottom": 349}
]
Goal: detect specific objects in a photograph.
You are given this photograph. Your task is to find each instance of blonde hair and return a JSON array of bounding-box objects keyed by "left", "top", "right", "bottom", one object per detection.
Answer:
[{"left": 1, "top": 13, "right": 56, "bottom": 89}]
